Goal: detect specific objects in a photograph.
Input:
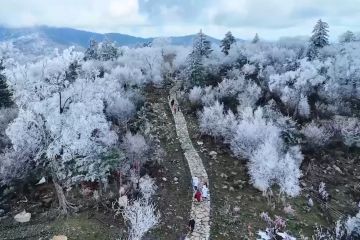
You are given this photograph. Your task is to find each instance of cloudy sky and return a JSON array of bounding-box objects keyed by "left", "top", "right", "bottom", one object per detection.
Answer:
[{"left": 0, "top": 0, "right": 359, "bottom": 40}]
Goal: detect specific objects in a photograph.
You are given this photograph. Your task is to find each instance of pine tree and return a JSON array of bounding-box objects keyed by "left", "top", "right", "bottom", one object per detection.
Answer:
[
  {"left": 339, "top": 30, "right": 356, "bottom": 43},
  {"left": 310, "top": 19, "right": 329, "bottom": 48},
  {"left": 252, "top": 33, "right": 260, "bottom": 44},
  {"left": 193, "top": 30, "right": 213, "bottom": 58},
  {"left": 308, "top": 19, "right": 329, "bottom": 59},
  {"left": 0, "top": 59, "right": 13, "bottom": 108},
  {"left": 221, "top": 31, "right": 236, "bottom": 55},
  {"left": 184, "top": 30, "right": 213, "bottom": 86},
  {"left": 84, "top": 39, "right": 99, "bottom": 61},
  {"left": 98, "top": 38, "right": 119, "bottom": 61}
]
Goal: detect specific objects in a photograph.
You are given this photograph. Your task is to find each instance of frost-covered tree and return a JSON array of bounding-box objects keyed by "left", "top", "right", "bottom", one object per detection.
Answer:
[
  {"left": 84, "top": 39, "right": 99, "bottom": 61},
  {"left": 301, "top": 121, "right": 333, "bottom": 147},
  {"left": 122, "top": 175, "right": 160, "bottom": 240},
  {"left": 122, "top": 132, "right": 149, "bottom": 174},
  {"left": 184, "top": 30, "right": 213, "bottom": 86},
  {"left": 339, "top": 30, "right": 356, "bottom": 43},
  {"left": 199, "top": 101, "right": 237, "bottom": 141},
  {"left": 3, "top": 49, "right": 121, "bottom": 214},
  {"left": 193, "top": 30, "right": 213, "bottom": 58},
  {"left": 221, "top": 31, "right": 236, "bottom": 55},
  {"left": 189, "top": 86, "right": 204, "bottom": 105},
  {"left": 252, "top": 33, "right": 260, "bottom": 44},
  {"left": 333, "top": 116, "right": 360, "bottom": 147},
  {"left": 0, "top": 59, "right": 13, "bottom": 108},
  {"left": 310, "top": 19, "right": 330, "bottom": 48},
  {"left": 308, "top": 19, "right": 329, "bottom": 59},
  {"left": 98, "top": 39, "right": 120, "bottom": 61},
  {"left": 84, "top": 39, "right": 119, "bottom": 61}
]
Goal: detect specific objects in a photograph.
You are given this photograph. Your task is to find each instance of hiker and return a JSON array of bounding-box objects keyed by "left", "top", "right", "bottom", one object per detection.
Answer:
[
  {"left": 173, "top": 103, "right": 177, "bottom": 114},
  {"left": 194, "top": 189, "right": 202, "bottom": 202},
  {"left": 171, "top": 99, "right": 175, "bottom": 107},
  {"left": 202, "top": 182, "right": 209, "bottom": 200},
  {"left": 197, "top": 177, "right": 203, "bottom": 192},
  {"left": 188, "top": 219, "right": 195, "bottom": 233},
  {"left": 192, "top": 176, "right": 199, "bottom": 191}
]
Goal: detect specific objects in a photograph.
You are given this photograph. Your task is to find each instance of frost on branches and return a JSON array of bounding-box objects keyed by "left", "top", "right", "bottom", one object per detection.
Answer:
[
  {"left": 121, "top": 175, "right": 160, "bottom": 240},
  {"left": 0, "top": 41, "right": 170, "bottom": 214},
  {"left": 199, "top": 104, "right": 303, "bottom": 196}
]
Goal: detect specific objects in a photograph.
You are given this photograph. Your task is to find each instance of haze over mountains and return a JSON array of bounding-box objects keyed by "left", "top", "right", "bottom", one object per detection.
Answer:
[{"left": 0, "top": 26, "right": 224, "bottom": 55}]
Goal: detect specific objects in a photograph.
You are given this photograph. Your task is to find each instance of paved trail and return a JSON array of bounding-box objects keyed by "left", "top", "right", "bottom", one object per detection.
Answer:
[{"left": 169, "top": 82, "right": 211, "bottom": 240}]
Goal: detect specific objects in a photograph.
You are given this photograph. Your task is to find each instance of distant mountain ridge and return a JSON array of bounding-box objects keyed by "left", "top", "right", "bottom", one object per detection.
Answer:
[{"left": 0, "top": 26, "right": 222, "bottom": 49}]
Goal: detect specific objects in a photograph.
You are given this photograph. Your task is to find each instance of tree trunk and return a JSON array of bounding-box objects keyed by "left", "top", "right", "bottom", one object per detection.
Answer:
[{"left": 52, "top": 177, "right": 73, "bottom": 215}]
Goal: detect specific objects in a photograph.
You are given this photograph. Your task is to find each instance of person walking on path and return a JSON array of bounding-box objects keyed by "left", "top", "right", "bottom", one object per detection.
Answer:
[
  {"left": 188, "top": 219, "right": 195, "bottom": 233},
  {"left": 173, "top": 102, "right": 177, "bottom": 114},
  {"left": 194, "top": 189, "right": 202, "bottom": 202},
  {"left": 202, "top": 182, "right": 209, "bottom": 200},
  {"left": 192, "top": 176, "right": 199, "bottom": 191}
]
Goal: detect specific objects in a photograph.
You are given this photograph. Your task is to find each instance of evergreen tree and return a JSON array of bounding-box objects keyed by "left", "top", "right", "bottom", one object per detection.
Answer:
[
  {"left": 193, "top": 30, "right": 213, "bottom": 58},
  {"left": 0, "top": 59, "right": 13, "bottom": 108},
  {"left": 310, "top": 19, "right": 329, "bottom": 48},
  {"left": 65, "top": 60, "right": 81, "bottom": 83},
  {"left": 98, "top": 39, "right": 120, "bottom": 61},
  {"left": 185, "top": 30, "right": 213, "bottom": 86},
  {"left": 183, "top": 30, "right": 213, "bottom": 86},
  {"left": 307, "top": 19, "right": 329, "bottom": 59},
  {"left": 221, "top": 31, "right": 236, "bottom": 55},
  {"left": 252, "top": 33, "right": 260, "bottom": 44},
  {"left": 339, "top": 30, "right": 356, "bottom": 43},
  {"left": 84, "top": 39, "right": 99, "bottom": 61}
]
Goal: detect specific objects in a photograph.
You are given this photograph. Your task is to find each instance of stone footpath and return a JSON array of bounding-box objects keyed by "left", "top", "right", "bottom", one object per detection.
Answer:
[{"left": 169, "top": 83, "right": 211, "bottom": 240}]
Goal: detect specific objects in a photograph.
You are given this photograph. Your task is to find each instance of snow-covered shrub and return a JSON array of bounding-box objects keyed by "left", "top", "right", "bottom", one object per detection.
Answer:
[
  {"left": 189, "top": 86, "right": 203, "bottom": 104},
  {"left": 237, "top": 81, "right": 262, "bottom": 108},
  {"left": 139, "top": 175, "right": 157, "bottom": 201},
  {"left": 105, "top": 95, "right": 136, "bottom": 123},
  {"left": 201, "top": 86, "right": 217, "bottom": 106},
  {"left": 297, "top": 95, "right": 311, "bottom": 117},
  {"left": 123, "top": 198, "right": 160, "bottom": 240},
  {"left": 122, "top": 175, "right": 160, "bottom": 240},
  {"left": 333, "top": 116, "right": 360, "bottom": 147},
  {"left": 248, "top": 137, "right": 302, "bottom": 196},
  {"left": 230, "top": 107, "right": 281, "bottom": 158},
  {"left": 199, "top": 101, "right": 237, "bottom": 141},
  {"left": 122, "top": 132, "right": 149, "bottom": 167},
  {"left": 242, "top": 63, "right": 256, "bottom": 75},
  {"left": 343, "top": 211, "right": 360, "bottom": 238},
  {"left": 227, "top": 107, "right": 303, "bottom": 196},
  {"left": 217, "top": 76, "right": 245, "bottom": 99},
  {"left": 301, "top": 121, "right": 333, "bottom": 146}
]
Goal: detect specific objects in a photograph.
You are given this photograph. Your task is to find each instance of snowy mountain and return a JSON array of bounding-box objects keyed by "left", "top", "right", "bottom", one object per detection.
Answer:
[{"left": 0, "top": 26, "right": 222, "bottom": 52}]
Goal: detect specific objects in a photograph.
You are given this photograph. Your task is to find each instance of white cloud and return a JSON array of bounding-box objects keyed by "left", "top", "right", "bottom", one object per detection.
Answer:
[{"left": 0, "top": 0, "right": 359, "bottom": 40}]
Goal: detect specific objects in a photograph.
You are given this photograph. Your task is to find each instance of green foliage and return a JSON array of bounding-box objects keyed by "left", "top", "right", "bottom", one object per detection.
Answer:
[
  {"left": 186, "top": 30, "right": 213, "bottom": 86},
  {"left": 308, "top": 19, "right": 329, "bottom": 59},
  {"left": 84, "top": 39, "right": 120, "bottom": 61},
  {"left": 221, "top": 31, "right": 236, "bottom": 55},
  {"left": 0, "top": 59, "right": 13, "bottom": 108}
]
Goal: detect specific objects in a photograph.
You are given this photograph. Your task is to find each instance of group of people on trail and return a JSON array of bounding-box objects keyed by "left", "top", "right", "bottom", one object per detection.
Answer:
[
  {"left": 186, "top": 176, "right": 209, "bottom": 236},
  {"left": 192, "top": 176, "right": 209, "bottom": 202}
]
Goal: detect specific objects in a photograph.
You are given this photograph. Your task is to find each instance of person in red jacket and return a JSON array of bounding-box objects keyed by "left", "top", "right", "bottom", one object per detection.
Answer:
[{"left": 194, "top": 189, "right": 202, "bottom": 202}]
